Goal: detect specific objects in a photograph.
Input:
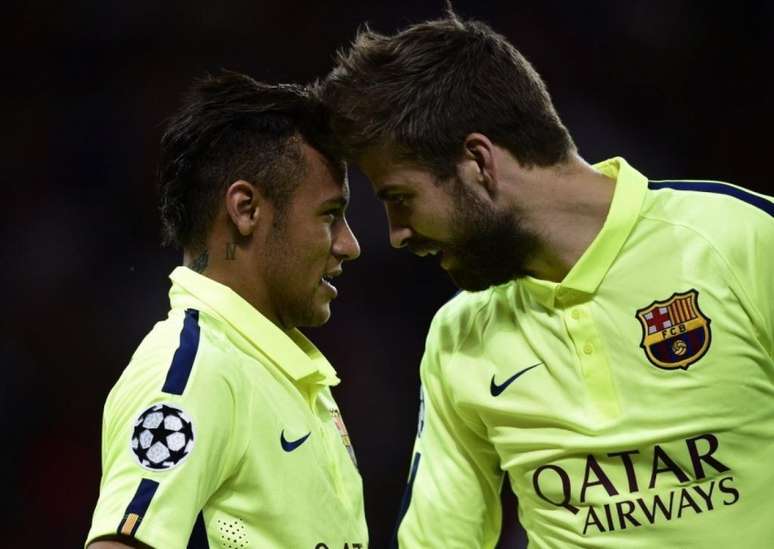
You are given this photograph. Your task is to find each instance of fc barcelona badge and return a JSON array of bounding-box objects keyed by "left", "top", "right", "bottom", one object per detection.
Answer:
[
  {"left": 635, "top": 289, "right": 712, "bottom": 370},
  {"left": 330, "top": 408, "right": 358, "bottom": 467}
]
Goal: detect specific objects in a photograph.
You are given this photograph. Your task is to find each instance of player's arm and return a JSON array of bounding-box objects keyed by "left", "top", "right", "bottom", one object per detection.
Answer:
[
  {"left": 88, "top": 535, "right": 151, "bottom": 548},
  {"left": 752, "top": 196, "right": 774, "bottom": 357},
  {"left": 396, "top": 318, "right": 504, "bottom": 548},
  {"left": 725, "top": 189, "right": 774, "bottom": 357},
  {"left": 85, "top": 334, "right": 248, "bottom": 549}
]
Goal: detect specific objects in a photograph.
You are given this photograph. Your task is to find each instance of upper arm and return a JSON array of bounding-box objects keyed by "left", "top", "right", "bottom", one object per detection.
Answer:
[
  {"left": 85, "top": 329, "right": 248, "bottom": 549},
  {"left": 88, "top": 535, "right": 151, "bottom": 549},
  {"left": 749, "top": 203, "right": 774, "bottom": 355},
  {"left": 397, "top": 320, "right": 503, "bottom": 548},
  {"left": 725, "top": 192, "right": 774, "bottom": 357}
]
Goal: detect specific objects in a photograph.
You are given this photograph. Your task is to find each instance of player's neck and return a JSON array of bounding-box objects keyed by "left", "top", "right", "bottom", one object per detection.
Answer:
[
  {"left": 183, "top": 243, "right": 285, "bottom": 331},
  {"left": 515, "top": 155, "right": 616, "bottom": 283}
]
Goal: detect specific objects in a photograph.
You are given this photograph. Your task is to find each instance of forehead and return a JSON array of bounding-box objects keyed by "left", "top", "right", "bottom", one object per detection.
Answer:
[
  {"left": 358, "top": 147, "right": 436, "bottom": 192},
  {"left": 295, "top": 142, "right": 349, "bottom": 201}
]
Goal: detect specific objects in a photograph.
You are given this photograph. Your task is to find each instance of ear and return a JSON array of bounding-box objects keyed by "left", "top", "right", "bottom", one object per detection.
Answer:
[
  {"left": 459, "top": 132, "right": 498, "bottom": 198},
  {"left": 225, "top": 180, "right": 261, "bottom": 236}
]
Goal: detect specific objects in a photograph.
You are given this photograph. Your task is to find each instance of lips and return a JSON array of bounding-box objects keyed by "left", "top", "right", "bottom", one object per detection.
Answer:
[
  {"left": 320, "top": 268, "right": 342, "bottom": 296},
  {"left": 406, "top": 235, "right": 443, "bottom": 256},
  {"left": 409, "top": 242, "right": 451, "bottom": 266},
  {"left": 408, "top": 244, "right": 442, "bottom": 257},
  {"left": 322, "top": 268, "right": 342, "bottom": 282}
]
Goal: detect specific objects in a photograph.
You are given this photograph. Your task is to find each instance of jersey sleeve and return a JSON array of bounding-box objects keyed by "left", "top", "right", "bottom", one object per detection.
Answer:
[
  {"left": 397, "top": 315, "right": 504, "bottom": 548},
  {"left": 746, "top": 194, "right": 774, "bottom": 357},
  {"left": 86, "top": 313, "right": 249, "bottom": 549},
  {"left": 724, "top": 189, "right": 774, "bottom": 358}
]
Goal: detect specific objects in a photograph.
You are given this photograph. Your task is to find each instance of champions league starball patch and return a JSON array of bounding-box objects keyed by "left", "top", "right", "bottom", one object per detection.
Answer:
[
  {"left": 636, "top": 289, "right": 712, "bottom": 370},
  {"left": 130, "top": 403, "right": 195, "bottom": 470}
]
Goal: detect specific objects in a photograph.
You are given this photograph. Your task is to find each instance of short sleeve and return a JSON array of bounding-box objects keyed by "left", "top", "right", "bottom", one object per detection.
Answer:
[
  {"left": 86, "top": 313, "right": 248, "bottom": 549},
  {"left": 396, "top": 316, "right": 504, "bottom": 548},
  {"left": 724, "top": 190, "right": 774, "bottom": 358}
]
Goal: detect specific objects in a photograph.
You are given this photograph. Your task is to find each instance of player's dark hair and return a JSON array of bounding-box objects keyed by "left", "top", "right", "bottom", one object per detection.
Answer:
[
  {"left": 320, "top": 14, "right": 575, "bottom": 179},
  {"left": 159, "top": 70, "right": 341, "bottom": 249}
]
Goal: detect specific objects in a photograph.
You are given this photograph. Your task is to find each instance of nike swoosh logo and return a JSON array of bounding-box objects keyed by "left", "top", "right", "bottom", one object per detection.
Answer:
[
  {"left": 280, "top": 430, "right": 311, "bottom": 452},
  {"left": 490, "top": 362, "right": 543, "bottom": 396}
]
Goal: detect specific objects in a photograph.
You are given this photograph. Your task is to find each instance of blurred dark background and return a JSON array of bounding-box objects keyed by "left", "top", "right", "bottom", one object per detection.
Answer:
[{"left": 3, "top": 1, "right": 772, "bottom": 547}]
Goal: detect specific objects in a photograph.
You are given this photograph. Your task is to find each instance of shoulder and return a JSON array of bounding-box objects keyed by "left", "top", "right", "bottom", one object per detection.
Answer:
[
  {"left": 640, "top": 180, "right": 773, "bottom": 275},
  {"left": 99, "top": 309, "right": 253, "bottom": 470},
  {"left": 426, "top": 287, "right": 502, "bottom": 353},
  {"left": 643, "top": 179, "right": 773, "bottom": 243},
  {"left": 106, "top": 309, "right": 246, "bottom": 427}
]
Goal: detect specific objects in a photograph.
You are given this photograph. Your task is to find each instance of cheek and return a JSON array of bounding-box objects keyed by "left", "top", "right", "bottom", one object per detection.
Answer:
[
  {"left": 414, "top": 207, "right": 449, "bottom": 236},
  {"left": 384, "top": 207, "right": 415, "bottom": 236},
  {"left": 301, "top": 232, "right": 334, "bottom": 274}
]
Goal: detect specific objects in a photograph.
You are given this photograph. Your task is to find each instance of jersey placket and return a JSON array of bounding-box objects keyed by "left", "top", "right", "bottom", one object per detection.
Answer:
[{"left": 559, "top": 291, "right": 620, "bottom": 421}]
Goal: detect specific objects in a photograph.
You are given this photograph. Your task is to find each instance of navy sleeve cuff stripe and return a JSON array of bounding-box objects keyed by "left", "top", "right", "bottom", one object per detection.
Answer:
[
  {"left": 117, "top": 478, "right": 159, "bottom": 537},
  {"left": 187, "top": 510, "right": 210, "bottom": 548},
  {"left": 648, "top": 180, "right": 774, "bottom": 217},
  {"left": 390, "top": 452, "right": 422, "bottom": 549},
  {"left": 162, "top": 309, "right": 201, "bottom": 395}
]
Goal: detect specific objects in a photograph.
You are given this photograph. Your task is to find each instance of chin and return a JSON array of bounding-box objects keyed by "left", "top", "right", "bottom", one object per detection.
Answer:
[
  {"left": 314, "top": 309, "right": 332, "bottom": 326},
  {"left": 302, "top": 304, "right": 332, "bottom": 328}
]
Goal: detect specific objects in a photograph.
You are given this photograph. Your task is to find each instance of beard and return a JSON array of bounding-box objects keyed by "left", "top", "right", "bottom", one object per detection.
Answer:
[{"left": 442, "top": 178, "right": 539, "bottom": 292}]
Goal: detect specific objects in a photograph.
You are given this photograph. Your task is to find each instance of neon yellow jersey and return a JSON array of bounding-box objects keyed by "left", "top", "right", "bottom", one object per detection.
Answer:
[
  {"left": 396, "top": 158, "right": 774, "bottom": 548},
  {"left": 86, "top": 267, "right": 368, "bottom": 549}
]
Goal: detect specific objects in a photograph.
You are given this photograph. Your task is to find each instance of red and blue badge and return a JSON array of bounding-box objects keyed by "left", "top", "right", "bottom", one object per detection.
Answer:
[
  {"left": 636, "top": 289, "right": 712, "bottom": 370},
  {"left": 330, "top": 408, "right": 358, "bottom": 467}
]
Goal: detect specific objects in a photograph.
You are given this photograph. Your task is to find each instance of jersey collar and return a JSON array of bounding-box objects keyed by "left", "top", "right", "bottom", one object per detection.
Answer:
[
  {"left": 168, "top": 266, "right": 340, "bottom": 386},
  {"left": 522, "top": 157, "right": 647, "bottom": 309}
]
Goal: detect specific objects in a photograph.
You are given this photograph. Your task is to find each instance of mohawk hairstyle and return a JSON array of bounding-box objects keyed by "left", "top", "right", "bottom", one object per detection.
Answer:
[{"left": 159, "top": 70, "right": 341, "bottom": 250}]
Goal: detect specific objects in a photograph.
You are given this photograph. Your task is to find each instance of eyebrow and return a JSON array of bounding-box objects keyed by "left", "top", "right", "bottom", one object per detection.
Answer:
[
  {"left": 320, "top": 196, "right": 349, "bottom": 210},
  {"left": 375, "top": 185, "right": 402, "bottom": 202}
]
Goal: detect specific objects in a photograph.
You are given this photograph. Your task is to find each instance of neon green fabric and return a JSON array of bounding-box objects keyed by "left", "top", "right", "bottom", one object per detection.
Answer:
[
  {"left": 87, "top": 267, "right": 367, "bottom": 548},
  {"left": 398, "top": 158, "right": 774, "bottom": 548}
]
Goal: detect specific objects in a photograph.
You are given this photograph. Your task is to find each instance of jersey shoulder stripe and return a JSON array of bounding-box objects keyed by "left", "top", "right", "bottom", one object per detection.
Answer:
[
  {"left": 117, "top": 478, "right": 159, "bottom": 537},
  {"left": 161, "top": 308, "right": 201, "bottom": 395},
  {"left": 391, "top": 452, "right": 422, "bottom": 549},
  {"left": 648, "top": 180, "right": 774, "bottom": 216}
]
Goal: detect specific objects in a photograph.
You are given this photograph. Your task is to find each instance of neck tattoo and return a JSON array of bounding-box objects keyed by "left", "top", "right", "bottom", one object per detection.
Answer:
[
  {"left": 190, "top": 250, "right": 209, "bottom": 273},
  {"left": 226, "top": 243, "right": 236, "bottom": 260}
]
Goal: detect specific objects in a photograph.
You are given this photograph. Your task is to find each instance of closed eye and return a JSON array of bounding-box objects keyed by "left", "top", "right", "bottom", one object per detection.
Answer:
[
  {"left": 376, "top": 187, "right": 411, "bottom": 206},
  {"left": 384, "top": 194, "right": 408, "bottom": 206},
  {"left": 323, "top": 208, "right": 345, "bottom": 222}
]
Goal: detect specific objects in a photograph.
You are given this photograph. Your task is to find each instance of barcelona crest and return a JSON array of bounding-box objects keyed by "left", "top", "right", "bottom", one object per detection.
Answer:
[
  {"left": 636, "top": 289, "right": 712, "bottom": 370},
  {"left": 330, "top": 408, "right": 358, "bottom": 467}
]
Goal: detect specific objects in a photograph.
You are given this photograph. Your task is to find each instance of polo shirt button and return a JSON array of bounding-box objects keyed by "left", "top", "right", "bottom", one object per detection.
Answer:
[
  {"left": 571, "top": 309, "right": 581, "bottom": 320},
  {"left": 583, "top": 343, "right": 594, "bottom": 355}
]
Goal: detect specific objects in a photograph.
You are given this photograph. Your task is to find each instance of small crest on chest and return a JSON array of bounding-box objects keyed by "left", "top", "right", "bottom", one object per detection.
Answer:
[
  {"left": 330, "top": 408, "right": 358, "bottom": 467},
  {"left": 635, "top": 289, "right": 712, "bottom": 370}
]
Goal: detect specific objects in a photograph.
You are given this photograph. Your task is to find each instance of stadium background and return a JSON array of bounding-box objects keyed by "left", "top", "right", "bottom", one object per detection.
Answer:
[{"left": 3, "top": 1, "right": 773, "bottom": 546}]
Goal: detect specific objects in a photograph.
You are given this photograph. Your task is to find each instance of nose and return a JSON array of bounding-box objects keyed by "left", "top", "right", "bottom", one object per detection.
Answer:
[
  {"left": 389, "top": 225, "right": 413, "bottom": 249},
  {"left": 387, "top": 214, "right": 412, "bottom": 249},
  {"left": 333, "top": 218, "right": 361, "bottom": 261}
]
